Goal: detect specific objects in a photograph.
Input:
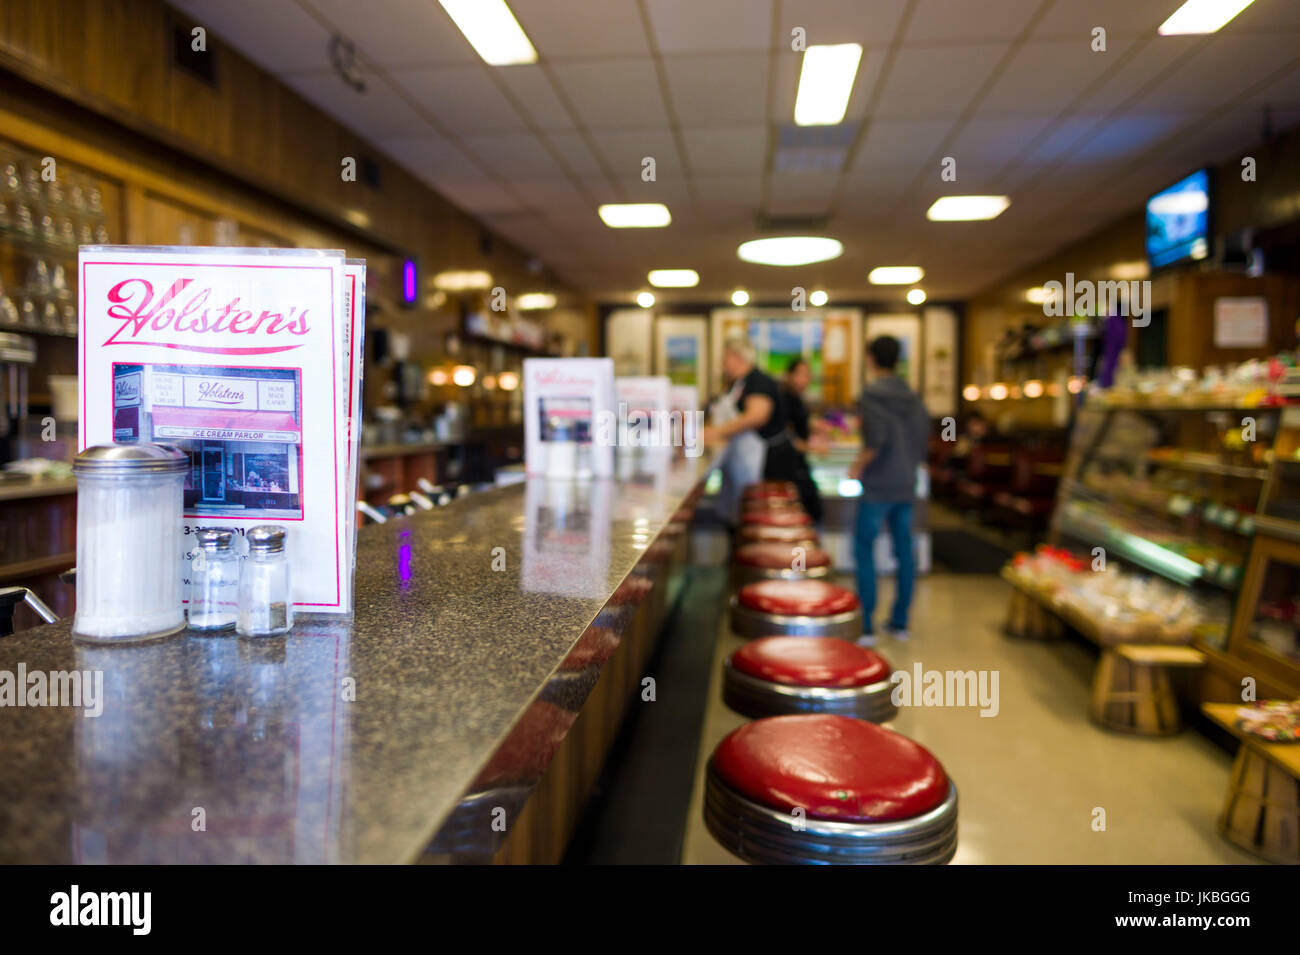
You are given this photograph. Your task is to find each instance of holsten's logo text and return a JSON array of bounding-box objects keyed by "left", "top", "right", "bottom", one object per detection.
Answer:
[
  {"left": 50, "top": 885, "right": 151, "bottom": 935},
  {"left": 103, "top": 278, "right": 311, "bottom": 355}
]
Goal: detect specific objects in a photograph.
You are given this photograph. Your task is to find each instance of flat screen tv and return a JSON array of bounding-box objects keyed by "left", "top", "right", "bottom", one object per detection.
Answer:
[{"left": 1146, "top": 168, "right": 1212, "bottom": 270}]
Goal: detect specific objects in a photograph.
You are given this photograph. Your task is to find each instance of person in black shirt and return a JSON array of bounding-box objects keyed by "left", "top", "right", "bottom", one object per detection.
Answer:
[
  {"left": 764, "top": 356, "right": 823, "bottom": 522},
  {"left": 703, "top": 336, "right": 785, "bottom": 528}
]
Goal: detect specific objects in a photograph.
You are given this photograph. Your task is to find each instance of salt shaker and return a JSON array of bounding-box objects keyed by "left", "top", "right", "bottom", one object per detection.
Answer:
[
  {"left": 187, "top": 527, "right": 239, "bottom": 631},
  {"left": 237, "top": 525, "right": 293, "bottom": 636},
  {"left": 72, "top": 443, "right": 188, "bottom": 643}
]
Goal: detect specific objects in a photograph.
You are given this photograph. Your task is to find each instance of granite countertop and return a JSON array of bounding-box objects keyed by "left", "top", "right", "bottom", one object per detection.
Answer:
[{"left": 0, "top": 455, "right": 711, "bottom": 863}]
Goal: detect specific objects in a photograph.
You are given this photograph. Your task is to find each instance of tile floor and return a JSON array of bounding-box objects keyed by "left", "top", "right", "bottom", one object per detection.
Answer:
[{"left": 680, "top": 572, "right": 1261, "bottom": 864}]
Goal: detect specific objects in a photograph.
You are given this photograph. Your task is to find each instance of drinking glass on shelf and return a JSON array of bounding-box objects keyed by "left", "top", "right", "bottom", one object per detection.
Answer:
[{"left": 19, "top": 297, "right": 38, "bottom": 330}]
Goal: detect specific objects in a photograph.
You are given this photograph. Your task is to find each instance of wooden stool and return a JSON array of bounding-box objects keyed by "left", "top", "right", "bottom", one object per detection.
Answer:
[
  {"left": 1003, "top": 588, "right": 1063, "bottom": 640},
  {"left": 1090, "top": 645, "right": 1204, "bottom": 735},
  {"left": 1202, "top": 703, "right": 1300, "bottom": 865}
]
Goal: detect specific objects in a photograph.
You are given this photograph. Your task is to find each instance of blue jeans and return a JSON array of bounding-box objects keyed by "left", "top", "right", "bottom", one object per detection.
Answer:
[{"left": 853, "top": 499, "right": 915, "bottom": 633}]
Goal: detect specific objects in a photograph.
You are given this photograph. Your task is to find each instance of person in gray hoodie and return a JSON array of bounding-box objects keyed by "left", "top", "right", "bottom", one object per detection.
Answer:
[{"left": 849, "top": 335, "right": 930, "bottom": 644}]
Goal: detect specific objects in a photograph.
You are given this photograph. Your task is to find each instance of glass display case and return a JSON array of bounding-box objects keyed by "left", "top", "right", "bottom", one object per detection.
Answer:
[{"left": 1227, "top": 528, "right": 1300, "bottom": 693}]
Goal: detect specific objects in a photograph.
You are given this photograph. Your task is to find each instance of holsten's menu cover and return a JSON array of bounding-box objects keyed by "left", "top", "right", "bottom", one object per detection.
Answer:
[
  {"left": 78, "top": 246, "right": 355, "bottom": 615},
  {"left": 523, "top": 357, "right": 615, "bottom": 478}
]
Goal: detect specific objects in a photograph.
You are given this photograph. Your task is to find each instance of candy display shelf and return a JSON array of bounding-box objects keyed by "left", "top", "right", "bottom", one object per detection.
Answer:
[{"left": 1004, "top": 397, "right": 1300, "bottom": 705}]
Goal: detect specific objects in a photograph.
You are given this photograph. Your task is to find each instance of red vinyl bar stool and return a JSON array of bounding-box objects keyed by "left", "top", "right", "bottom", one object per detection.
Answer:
[
  {"left": 730, "top": 578, "right": 863, "bottom": 639},
  {"left": 704, "top": 714, "right": 958, "bottom": 865},
  {"left": 741, "top": 509, "right": 814, "bottom": 528},
  {"left": 737, "top": 523, "right": 820, "bottom": 547},
  {"left": 723, "top": 636, "right": 897, "bottom": 723},
  {"left": 731, "top": 541, "right": 831, "bottom": 586},
  {"left": 742, "top": 481, "right": 798, "bottom": 503}
]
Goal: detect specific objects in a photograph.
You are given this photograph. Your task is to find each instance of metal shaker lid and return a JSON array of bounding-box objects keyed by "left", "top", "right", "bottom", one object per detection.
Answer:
[
  {"left": 246, "top": 525, "right": 287, "bottom": 554},
  {"left": 73, "top": 442, "right": 189, "bottom": 474},
  {"left": 194, "top": 527, "right": 237, "bottom": 551}
]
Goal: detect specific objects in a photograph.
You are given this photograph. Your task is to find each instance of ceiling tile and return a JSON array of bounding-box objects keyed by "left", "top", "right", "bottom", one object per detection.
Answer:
[
  {"left": 428, "top": 179, "right": 524, "bottom": 215},
  {"left": 687, "top": 175, "right": 763, "bottom": 206},
  {"left": 1076, "top": 35, "right": 1199, "bottom": 113},
  {"left": 1243, "top": 62, "right": 1300, "bottom": 105},
  {"left": 590, "top": 128, "right": 683, "bottom": 182},
  {"left": 460, "top": 132, "right": 568, "bottom": 180},
  {"left": 850, "top": 117, "right": 953, "bottom": 169},
  {"left": 1234, "top": 0, "right": 1300, "bottom": 29},
  {"left": 1032, "top": 0, "right": 1175, "bottom": 39},
  {"left": 644, "top": 0, "right": 774, "bottom": 54},
  {"left": 663, "top": 54, "right": 769, "bottom": 125},
  {"left": 389, "top": 66, "right": 527, "bottom": 133},
  {"left": 681, "top": 126, "right": 769, "bottom": 175},
  {"left": 905, "top": 0, "right": 1043, "bottom": 43},
  {"left": 304, "top": 0, "right": 477, "bottom": 68},
  {"left": 1131, "top": 34, "right": 1300, "bottom": 111},
  {"left": 497, "top": 66, "right": 576, "bottom": 130},
  {"left": 171, "top": 0, "right": 332, "bottom": 74},
  {"left": 550, "top": 59, "right": 670, "bottom": 128},
  {"left": 377, "top": 133, "right": 484, "bottom": 180},
  {"left": 873, "top": 43, "right": 1010, "bottom": 118},
  {"left": 542, "top": 131, "right": 610, "bottom": 181},
  {"left": 281, "top": 72, "right": 433, "bottom": 141},
  {"left": 776, "top": 0, "right": 910, "bottom": 45},
  {"left": 512, "top": 0, "right": 652, "bottom": 58},
  {"left": 768, "top": 173, "right": 838, "bottom": 204},
  {"left": 945, "top": 115, "right": 1055, "bottom": 164},
  {"left": 979, "top": 36, "right": 1142, "bottom": 114}
]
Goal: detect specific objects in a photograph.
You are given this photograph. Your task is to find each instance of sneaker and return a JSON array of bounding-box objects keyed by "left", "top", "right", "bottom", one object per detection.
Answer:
[
  {"left": 856, "top": 632, "right": 877, "bottom": 647},
  {"left": 882, "top": 624, "right": 910, "bottom": 641}
]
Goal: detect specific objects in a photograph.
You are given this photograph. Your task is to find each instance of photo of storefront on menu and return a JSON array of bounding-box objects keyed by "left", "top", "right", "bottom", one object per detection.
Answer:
[{"left": 112, "top": 363, "right": 304, "bottom": 519}]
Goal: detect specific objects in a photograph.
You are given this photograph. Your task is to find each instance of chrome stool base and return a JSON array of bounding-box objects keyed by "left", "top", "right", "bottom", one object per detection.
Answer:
[
  {"left": 704, "top": 769, "right": 958, "bottom": 865},
  {"left": 729, "top": 563, "right": 829, "bottom": 589},
  {"left": 728, "top": 594, "right": 863, "bottom": 640},
  {"left": 722, "top": 660, "right": 897, "bottom": 722}
]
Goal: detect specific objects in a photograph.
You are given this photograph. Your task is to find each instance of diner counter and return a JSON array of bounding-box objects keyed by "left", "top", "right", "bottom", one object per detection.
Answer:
[{"left": 0, "top": 454, "right": 711, "bottom": 863}]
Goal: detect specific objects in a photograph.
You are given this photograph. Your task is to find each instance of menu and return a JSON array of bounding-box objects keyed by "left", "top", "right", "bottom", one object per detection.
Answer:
[
  {"left": 523, "top": 358, "right": 616, "bottom": 478},
  {"left": 78, "top": 246, "right": 360, "bottom": 615}
]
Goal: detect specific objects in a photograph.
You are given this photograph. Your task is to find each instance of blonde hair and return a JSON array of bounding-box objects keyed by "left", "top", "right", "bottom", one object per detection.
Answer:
[{"left": 723, "top": 335, "right": 755, "bottom": 363}]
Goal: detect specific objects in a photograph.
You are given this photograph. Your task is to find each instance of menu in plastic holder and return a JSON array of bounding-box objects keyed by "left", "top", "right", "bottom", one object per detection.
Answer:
[
  {"left": 78, "top": 246, "right": 357, "bottom": 616},
  {"left": 523, "top": 357, "right": 615, "bottom": 478}
]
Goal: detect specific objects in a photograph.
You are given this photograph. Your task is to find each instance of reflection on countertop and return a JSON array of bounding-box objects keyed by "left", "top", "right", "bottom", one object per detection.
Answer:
[{"left": 0, "top": 455, "right": 711, "bottom": 863}]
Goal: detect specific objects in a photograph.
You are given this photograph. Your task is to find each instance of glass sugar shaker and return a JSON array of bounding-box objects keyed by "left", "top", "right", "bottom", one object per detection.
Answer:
[
  {"left": 188, "top": 527, "right": 240, "bottom": 631},
  {"left": 237, "top": 525, "right": 293, "bottom": 637}
]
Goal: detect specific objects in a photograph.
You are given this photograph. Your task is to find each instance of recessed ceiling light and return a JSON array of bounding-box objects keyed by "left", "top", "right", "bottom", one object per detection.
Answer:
[
  {"left": 927, "top": 196, "right": 1011, "bottom": 221},
  {"left": 737, "top": 236, "right": 843, "bottom": 266},
  {"left": 636, "top": 292, "right": 655, "bottom": 308},
  {"left": 794, "top": 43, "right": 863, "bottom": 126},
  {"left": 1158, "top": 0, "right": 1257, "bottom": 35},
  {"left": 868, "top": 266, "right": 924, "bottom": 285},
  {"left": 516, "top": 292, "right": 556, "bottom": 310},
  {"left": 438, "top": 0, "right": 537, "bottom": 65},
  {"left": 648, "top": 269, "right": 699, "bottom": 288},
  {"left": 907, "top": 288, "right": 927, "bottom": 305},
  {"left": 810, "top": 290, "right": 829, "bottom": 307},
  {"left": 731, "top": 289, "right": 750, "bottom": 306},
  {"left": 1110, "top": 261, "right": 1150, "bottom": 280},
  {"left": 598, "top": 203, "right": 671, "bottom": 228},
  {"left": 432, "top": 270, "right": 493, "bottom": 291},
  {"left": 452, "top": 364, "right": 477, "bottom": 387},
  {"left": 1025, "top": 287, "right": 1052, "bottom": 304}
]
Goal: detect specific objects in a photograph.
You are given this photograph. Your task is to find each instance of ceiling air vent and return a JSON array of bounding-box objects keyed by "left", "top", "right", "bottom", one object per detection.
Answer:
[
  {"left": 755, "top": 212, "right": 830, "bottom": 232},
  {"left": 771, "top": 123, "right": 858, "bottom": 176}
]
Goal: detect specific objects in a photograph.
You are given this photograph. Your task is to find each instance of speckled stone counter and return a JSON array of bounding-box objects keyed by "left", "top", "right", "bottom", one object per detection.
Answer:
[{"left": 0, "top": 456, "right": 710, "bottom": 863}]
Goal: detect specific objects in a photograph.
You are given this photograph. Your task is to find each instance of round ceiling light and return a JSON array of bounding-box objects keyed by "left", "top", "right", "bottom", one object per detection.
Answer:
[
  {"left": 907, "top": 288, "right": 927, "bottom": 305},
  {"left": 636, "top": 292, "right": 655, "bottom": 308},
  {"left": 731, "top": 289, "right": 750, "bottom": 306},
  {"left": 737, "top": 236, "right": 843, "bottom": 267}
]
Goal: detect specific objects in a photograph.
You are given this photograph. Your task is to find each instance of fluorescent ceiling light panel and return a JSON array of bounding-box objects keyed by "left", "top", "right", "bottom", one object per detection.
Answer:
[
  {"left": 516, "top": 293, "right": 556, "bottom": 310},
  {"left": 868, "top": 266, "right": 924, "bottom": 285},
  {"left": 648, "top": 270, "right": 699, "bottom": 288},
  {"left": 794, "top": 44, "right": 863, "bottom": 126},
  {"left": 432, "top": 270, "right": 493, "bottom": 291},
  {"left": 737, "top": 236, "right": 843, "bottom": 266},
  {"left": 927, "top": 196, "right": 1010, "bottom": 221},
  {"left": 438, "top": 0, "right": 538, "bottom": 65},
  {"left": 1158, "top": 0, "right": 1257, "bottom": 35},
  {"left": 598, "top": 203, "right": 672, "bottom": 228}
]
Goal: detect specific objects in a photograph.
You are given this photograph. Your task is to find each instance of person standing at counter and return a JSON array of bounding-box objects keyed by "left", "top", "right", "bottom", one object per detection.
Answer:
[
  {"left": 763, "top": 357, "right": 823, "bottom": 523},
  {"left": 703, "top": 337, "right": 785, "bottom": 531},
  {"left": 849, "top": 335, "right": 930, "bottom": 644}
]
